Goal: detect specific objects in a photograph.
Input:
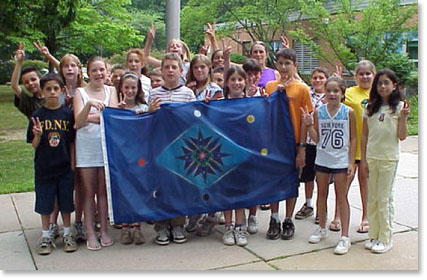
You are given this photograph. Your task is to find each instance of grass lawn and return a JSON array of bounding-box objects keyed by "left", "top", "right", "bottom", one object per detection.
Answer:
[{"left": 0, "top": 84, "right": 420, "bottom": 195}]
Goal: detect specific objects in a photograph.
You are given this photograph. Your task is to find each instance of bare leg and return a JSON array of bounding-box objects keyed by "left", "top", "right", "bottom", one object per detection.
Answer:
[
  {"left": 235, "top": 209, "right": 245, "bottom": 226},
  {"left": 41, "top": 215, "right": 50, "bottom": 231},
  {"left": 315, "top": 172, "right": 330, "bottom": 228},
  {"left": 80, "top": 167, "right": 100, "bottom": 249},
  {"left": 334, "top": 173, "right": 350, "bottom": 237},
  {"left": 223, "top": 210, "right": 233, "bottom": 226},
  {"left": 285, "top": 197, "right": 297, "bottom": 218},
  {"left": 61, "top": 212, "right": 71, "bottom": 228},
  {"left": 96, "top": 167, "right": 112, "bottom": 245},
  {"left": 49, "top": 200, "right": 59, "bottom": 225},
  {"left": 357, "top": 163, "right": 369, "bottom": 225},
  {"left": 74, "top": 170, "right": 83, "bottom": 223},
  {"left": 249, "top": 206, "right": 257, "bottom": 217},
  {"left": 270, "top": 201, "right": 279, "bottom": 215}
]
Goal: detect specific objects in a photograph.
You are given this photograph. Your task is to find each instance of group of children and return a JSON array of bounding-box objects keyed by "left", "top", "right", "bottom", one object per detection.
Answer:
[{"left": 10, "top": 26, "right": 409, "bottom": 256}]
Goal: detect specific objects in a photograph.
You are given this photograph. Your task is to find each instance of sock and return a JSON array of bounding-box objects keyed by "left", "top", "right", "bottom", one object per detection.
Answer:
[
  {"left": 271, "top": 213, "right": 280, "bottom": 222},
  {"left": 42, "top": 230, "right": 50, "bottom": 238},
  {"left": 63, "top": 227, "right": 71, "bottom": 236},
  {"left": 306, "top": 198, "right": 313, "bottom": 208},
  {"left": 235, "top": 224, "right": 242, "bottom": 230}
]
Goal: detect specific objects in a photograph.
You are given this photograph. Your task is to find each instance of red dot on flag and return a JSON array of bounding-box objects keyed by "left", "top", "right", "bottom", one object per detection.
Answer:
[{"left": 138, "top": 158, "right": 146, "bottom": 166}]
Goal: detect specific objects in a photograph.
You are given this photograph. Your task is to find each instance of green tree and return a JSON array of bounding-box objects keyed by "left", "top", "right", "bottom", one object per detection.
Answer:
[{"left": 290, "top": 0, "right": 417, "bottom": 75}]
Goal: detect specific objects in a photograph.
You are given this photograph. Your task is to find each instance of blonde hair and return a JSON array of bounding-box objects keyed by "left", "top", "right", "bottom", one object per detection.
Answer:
[
  {"left": 167, "top": 39, "right": 191, "bottom": 63},
  {"left": 355, "top": 60, "right": 376, "bottom": 76},
  {"left": 161, "top": 53, "right": 183, "bottom": 69},
  {"left": 126, "top": 48, "right": 146, "bottom": 67},
  {"left": 186, "top": 54, "right": 212, "bottom": 86},
  {"left": 59, "top": 54, "right": 86, "bottom": 87}
]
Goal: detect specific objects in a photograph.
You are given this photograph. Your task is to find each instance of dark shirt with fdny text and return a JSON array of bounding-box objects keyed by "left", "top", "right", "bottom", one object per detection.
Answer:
[{"left": 26, "top": 105, "right": 75, "bottom": 181}]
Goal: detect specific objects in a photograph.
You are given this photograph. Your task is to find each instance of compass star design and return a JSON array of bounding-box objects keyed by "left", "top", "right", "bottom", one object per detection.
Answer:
[{"left": 176, "top": 129, "right": 230, "bottom": 183}]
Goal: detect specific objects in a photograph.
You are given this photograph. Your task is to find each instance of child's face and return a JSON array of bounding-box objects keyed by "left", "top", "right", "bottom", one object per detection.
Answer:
[
  {"left": 212, "top": 72, "right": 224, "bottom": 89},
  {"left": 127, "top": 53, "right": 143, "bottom": 74},
  {"left": 61, "top": 60, "right": 79, "bottom": 83},
  {"left": 212, "top": 51, "right": 224, "bottom": 67},
  {"left": 356, "top": 66, "right": 375, "bottom": 89},
  {"left": 376, "top": 74, "right": 396, "bottom": 101},
  {"left": 150, "top": 75, "right": 164, "bottom": 89},
  {"left": 21, "top": 71, "right": 41, "bottom": 95},
  {"left": 88, "top": 60, "right": 107, "bottom": 85},
  {"left": 168, "top": 40, "right": 183, "bottom": 56},
  {"left": 192, "top": 61, "right": 209, "bottom": 83},
  {"left": 161, "top": 59, "right": 182, "bottom": 84},
  {"left": 275, "top": 57, "right": 296, "bottom": 79},
  {"left": 325, "top": 81, "right": 344, "bottom": 105},
  {"left": 247, "top": 70, "right": 261, "bottom": 87},
  {"left": 311, "top": 71, "right": 327, "bottom": 93},
  {"left": 251, "top": 44, "right": 267, "bottom": 64},
  {"left": 227, "top": 72, "right": 246, "bottom": 95},
  {"left": 121, "top": 77, "right": 138, "bottom": 102},
  {"left": 42, "top": 80, "right": 62, "bottom": 107},
  {"left": 111, "top": 69, "right": 125, "bottom": 89}
]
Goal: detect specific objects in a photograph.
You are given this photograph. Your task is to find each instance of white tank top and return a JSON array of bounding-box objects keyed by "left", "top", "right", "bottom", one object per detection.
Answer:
[
  {"left": 75, "top": 86, "right": 111, "bottom": 167},
  {"left": 315, "top": 103, "right": 351, "bottom": 169}
]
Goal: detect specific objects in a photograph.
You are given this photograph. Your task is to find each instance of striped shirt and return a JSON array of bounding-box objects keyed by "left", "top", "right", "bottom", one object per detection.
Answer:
[{"left": 148, "top": 84, "right": 196, "bottom": 105}]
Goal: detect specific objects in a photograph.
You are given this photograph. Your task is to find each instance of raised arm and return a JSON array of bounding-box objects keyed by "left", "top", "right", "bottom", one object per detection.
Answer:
[
  {"left": 223, "top": 46, "right": 232, "bottom": 75},
  {"left": 33, "top": 41, "right": 60, "bottom": 70},
  {"left": 144, "top": 23, "right": 161, "bottom": 68},
  {"left": 205, "top": 23, "right": 219, "bottom": 51},
  {"left": 11, "top": 44, "right": 25, "bottom": 97}
]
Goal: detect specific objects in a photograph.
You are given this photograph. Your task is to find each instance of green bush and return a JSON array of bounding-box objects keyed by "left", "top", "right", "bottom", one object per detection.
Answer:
[
  {"left": 0, "top": 60, "right": 13, "bottom": 84},
  {"left": 377, "top": 53, "right": 415, "bottom": 86},
  {"left": 230, "top": 53, "right": 247, "bottom": 64}
]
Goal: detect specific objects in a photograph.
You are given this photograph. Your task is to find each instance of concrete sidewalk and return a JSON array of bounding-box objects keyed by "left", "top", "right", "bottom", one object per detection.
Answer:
[{"left": 0, "top": 136, "right": 418, "bottom": 270}]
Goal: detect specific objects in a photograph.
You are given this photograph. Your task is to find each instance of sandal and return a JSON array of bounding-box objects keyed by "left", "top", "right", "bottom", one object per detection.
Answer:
[
  {"left": 86, "top": 240, "right": 101, "bottom": 251},
  {"left": 329, "top": 220, "right": 341, "bottom": 232},
  {"left": 357, "top": 222, "right": 369, "bottom": 233},
  {"left": 100, "top": 238, "right": 114, "bottom": 247}
]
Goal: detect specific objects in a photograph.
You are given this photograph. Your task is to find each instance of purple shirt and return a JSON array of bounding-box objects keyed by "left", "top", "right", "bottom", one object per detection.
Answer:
[{"left": 258, "top": 68, "right": 276, "bottom": 89}]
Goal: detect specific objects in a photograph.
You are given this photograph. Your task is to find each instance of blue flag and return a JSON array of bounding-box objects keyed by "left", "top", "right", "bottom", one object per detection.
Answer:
[{"left": 102, "top": 92, "right": 298, "bottom": 224}]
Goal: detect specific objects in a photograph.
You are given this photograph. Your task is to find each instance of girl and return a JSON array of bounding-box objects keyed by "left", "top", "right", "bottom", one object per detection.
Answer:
[
  {"left": 221, "top": 66, "right": 250, "bottom": 246},
  {"left": 211, "top": 49, "right": 224, "bottom": 68},
  {"left": 249, "top": 42, "right": 280, "bottom": 89},
  {"left": 73, "top": 56, "right": 118, "bottom": 251},
  {"left": 330, "top": 60, "right": 376, "bottom": 233},
  {"left": 186, "top": 54, "right": 223, "bottom": 100},
  {"left": 110, "top": 64, "right": 128, "bottom": 94},
  {"left": 296, "top": 67, "right": 329, "bottom": 223},
  {"left": 361, "top": 69, "right": 409, "bottom": 254},
  {"left": 117, "top": 72, "right": 148, "bottom": 245},
  {"left": 301, "top": 76, "right": 356, "bottom": 255},
  {"left": 126, "top": 48, "right": 152, "bottom": 102}
]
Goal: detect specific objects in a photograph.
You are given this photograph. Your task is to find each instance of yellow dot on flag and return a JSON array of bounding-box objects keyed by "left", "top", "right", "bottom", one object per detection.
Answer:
[
  {"left": 261, "top": 148, "right": 268, "bottom": 156},
  {"left": 247, "top": 115, "right": 255, "bottom": 123}
]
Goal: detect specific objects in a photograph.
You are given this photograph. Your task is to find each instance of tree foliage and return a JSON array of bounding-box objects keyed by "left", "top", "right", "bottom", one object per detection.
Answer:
[{"left": 289, "top": 0, "right": 417, "bottom": 75}]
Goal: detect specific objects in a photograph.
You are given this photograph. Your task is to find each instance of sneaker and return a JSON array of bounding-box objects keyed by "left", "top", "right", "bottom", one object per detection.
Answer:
[
  {"left": 133, "top": 229, "right": 145, "bottom": 245},
  {"left": 223, "top": 225, "right": 235, "bottom": 246},
  {"left": 63, "top": 234, "right": 77, "bottom": 253},
  {"left": 37, "top": 236, "right": 55, "bottom": 255},
  {"left": 196, "top": 216, "right": 217, "bottom": 236},
  {"left": 49, "top": 223, "right": 59, "bottom": 240},
  {"left": 295, "top": 203, "right": 314, "bottom": 220},
  {"left": 308, "top": 227, "right": 328, "bottom": 244},
  {"left": 364, "top": 239, "right": 377, "bottom": 250},
  {"left": 186, "top": 214, "right": 204, "bottom": 232},
  {"left": 281, "top": 218, "right": 295, "bottom": 240},
  {"left": 120, "top": 228, "right": 133, "bottom": 245},
  {"left": 155, "top": 226, "right": 171, "bottom": 245},
  {"left": 171, "top": 225, "right": 187, "bottom": 244},
  {"left": 371, "top": 241, "right": 392, "bottom": 254},
  {"left": 234, "top": 227, "right": 248, "bottom": 246},
  {"left": 73, "top": 222, "right": 86, "bottom": 242},
  {"left": 334, "top": 236, "right": 351, "bottom": 255},
  {"left": 266, "top": 217, "right": 281, "bottom": 240},
  {"left": 247, "top": 215, "right": 258, "bottom": 234}
]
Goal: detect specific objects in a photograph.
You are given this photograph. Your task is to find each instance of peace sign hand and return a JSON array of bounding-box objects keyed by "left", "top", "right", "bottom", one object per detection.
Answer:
[
  {"left": 332, "top": 65, "right": 343, "bottom": 78},
  {"left": 300, "top": 106, "right": 313, "bottom": 127},
  {"left": 31, "top": 117, "right": 43, "bottom": 136},
  {"left": 33, "top": 41, "right": 50, "bottom": 57},
  {"left": 147, "top": 22, "right": 156, "bottom": 40},
  {"left": 205, "top": 23, "right": 215, "bottom": 39},
  {"left": 401, "top": 100, "right": 410, "bottom": 118},
  {"left": 280, "top": 36, "right": 290, "bottom": 49},
  {"left": 14, "top": 43, "right": 25, "bottom": 62}
]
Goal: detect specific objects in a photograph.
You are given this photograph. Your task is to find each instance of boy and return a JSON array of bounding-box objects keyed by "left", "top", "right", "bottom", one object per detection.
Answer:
[
  {"left": 11, "top": 44, "right": 44, "bottom": 119},
  {"left": 27, "top": 73, "right": 77, "bottom": 255},
  {"left": 211, "top": 66, "right": 224, "bottom": 89},
  {"left": 148, "top": 67, "right": 164, "bottom": 89},
  {"left": 265, "top": 48, "right": 313, "bottom": 240},
  {"left": 148, "top": 53, "right": 196, "bottom": 245}
]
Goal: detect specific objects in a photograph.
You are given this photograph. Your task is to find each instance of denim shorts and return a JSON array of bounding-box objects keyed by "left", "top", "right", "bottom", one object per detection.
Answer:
[
  {"left": 35, "top": 169, "right": 75, "bottom": 215},
  {"left": 314, "top": 164, "right": 348, "bottom": 174}
]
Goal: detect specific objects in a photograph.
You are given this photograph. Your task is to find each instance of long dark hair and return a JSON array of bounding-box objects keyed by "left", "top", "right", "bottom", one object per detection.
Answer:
[
  {"left": 118, "top": 72, "right": 146, "bottom": 105},
  {"left": 367, "top": 69, "right": 402, "bottom": 117},
  {"left": 223, "top": 66, "right": 247, "bottom": 99}
]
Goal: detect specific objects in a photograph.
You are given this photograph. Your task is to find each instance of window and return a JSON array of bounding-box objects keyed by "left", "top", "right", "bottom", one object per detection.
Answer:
[
  {"left": 293, "top": 40, "right": 319, "bottom": 74},
  {"left": 270, "top": 41, "right": 282, "bottom": 53}
]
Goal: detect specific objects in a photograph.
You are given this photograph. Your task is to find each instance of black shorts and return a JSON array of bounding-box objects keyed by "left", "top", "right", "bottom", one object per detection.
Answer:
[
  {"left": 35, "top": 169, "right": 75, "bottom": 215},
  {"left": 314, "top": 164, "right": 348, "bottom": 174},
  {"left": 299, "top": 144, "right": 316, "bottom": 182}
]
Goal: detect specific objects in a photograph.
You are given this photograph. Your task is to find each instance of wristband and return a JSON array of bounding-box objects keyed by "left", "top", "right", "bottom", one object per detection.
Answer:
[{"left": 296, "top": 142, "right": 306, "bottom": 147}]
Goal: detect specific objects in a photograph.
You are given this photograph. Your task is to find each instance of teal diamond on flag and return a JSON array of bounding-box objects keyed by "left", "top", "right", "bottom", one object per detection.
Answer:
[{"left": 156, "top": 124, "right": 251, "bottom": 188}]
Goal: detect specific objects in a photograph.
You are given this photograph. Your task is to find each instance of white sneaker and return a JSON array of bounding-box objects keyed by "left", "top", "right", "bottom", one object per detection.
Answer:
[
  {"left": 364, "top": 239, "right": 378, "bottom": 250},
  {"left": 371, "top": 241, "right": 392, "bottom": 254},
  {"left": 223, "top": 225, "right": 235, "bottom": 246},
  {"left": 247, "top": 215, "right": 258, "bottom": 234},
  {"left": 334, "top": 236, "right": 351, "bottom": 255},
  {"left": 308, "top": 227, "right": 328, "bottom": 244},
  {"left": 234, "top": 227, "right": 248, "bottom": 247}
]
